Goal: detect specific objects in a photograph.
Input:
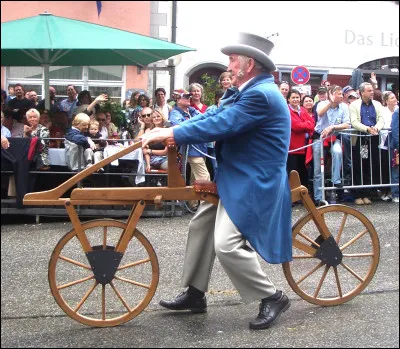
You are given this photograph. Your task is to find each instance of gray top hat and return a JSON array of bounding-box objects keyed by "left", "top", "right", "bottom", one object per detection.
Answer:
[{"left": 221, "top": 32, "right": 276, "bottom": 72}]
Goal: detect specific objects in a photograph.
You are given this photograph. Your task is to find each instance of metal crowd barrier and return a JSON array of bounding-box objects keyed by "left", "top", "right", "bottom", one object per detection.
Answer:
[{"left": 317, "top": 129, "right": 397, "bottom": 203}]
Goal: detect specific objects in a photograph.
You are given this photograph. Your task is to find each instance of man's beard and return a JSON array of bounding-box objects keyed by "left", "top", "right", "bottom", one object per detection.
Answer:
[{"left": 237, "top": 70, "right": 245, "bottom": 80}]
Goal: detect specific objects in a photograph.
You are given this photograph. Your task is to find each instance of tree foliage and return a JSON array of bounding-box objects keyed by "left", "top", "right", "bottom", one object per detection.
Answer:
[
  {"left": 200, "top": 73, "right": 220, "bottom": 107},
  {"left": 100, "top": 100, "right": 126, "bottom": 127}
]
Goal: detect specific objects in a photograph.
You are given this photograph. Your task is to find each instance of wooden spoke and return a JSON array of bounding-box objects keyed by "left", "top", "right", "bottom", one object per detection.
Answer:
[
  {"left": 342, "top": 253, "right": 374, "bottom": 257},
  {"left": 114, "top": 275, "right": 150, "bottom": 289},
  {"left": 296, "top": 261, "right": 324, "bottom": 285},
  {"left": 292, "top": 255, "right": 315, "bottom": 259},
  {"left": 340, "top": 229, "right": 369, "bottom": 251},
  {"left": 292, "top": 239, "right": 317, "bottom": 257},
  {"left": 57, "top": 275, "right": 94, "bottom": 290},
  {"left": 110, "top": 281, "right": 132, "bottom": 312},
  {"left": 297, "top": 231, "right": 321, "bottom": 247},
  {"left": 74, "top": 281, "right": 98, "bottom": 312},
  {"left": 102, "top": 284, "right": 106, "bottom": 320},
  {"left": 336, "top": 213, "right": 348, "bottom": 244},
  {"left": 118, "top": 258, "right": 151, "bottom": 270},
  {"left": 333, "top": 267, "right": 343, "bottom": 298},
  {"left": 313, "top": 265, "right": 330, "bottom": 298},
  {"left": 340, "top": 262, "right": 365, "bottom": 282},
  {"left": 58, "top": 255, "right": 91, "bottom": 270}
]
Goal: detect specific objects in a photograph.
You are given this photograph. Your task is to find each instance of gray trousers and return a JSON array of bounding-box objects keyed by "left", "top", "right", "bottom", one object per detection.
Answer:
[{"left": 181, "top": 200, "right": 276, "bottom": 304}]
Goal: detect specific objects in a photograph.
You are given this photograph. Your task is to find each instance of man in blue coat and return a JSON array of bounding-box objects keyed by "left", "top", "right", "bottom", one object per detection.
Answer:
[{"left": 142, "top": 32, "right": 292, "bottom": 330}]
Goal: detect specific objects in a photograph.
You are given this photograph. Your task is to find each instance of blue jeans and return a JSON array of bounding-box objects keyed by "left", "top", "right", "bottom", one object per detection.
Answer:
[
  {"left": 207, "top": 146, "right": 218, "bottom": 181},
  {"left": 341, "top": 133, "right": 352, "bottom": 183},
  {"left": 390, "top": 151, "right": 399, "bottom": 198},
  {"left": 313, "top": 139, "right": 343, "bottom": 201}
]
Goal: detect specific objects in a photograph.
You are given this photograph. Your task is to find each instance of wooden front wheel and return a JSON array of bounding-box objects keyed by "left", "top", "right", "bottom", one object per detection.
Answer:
[
  {"left": 283, "top": 205, "right": 380, "bottom": 306},
  {"left": 48, "top": 219, "right": 159, "bottom": 327}
]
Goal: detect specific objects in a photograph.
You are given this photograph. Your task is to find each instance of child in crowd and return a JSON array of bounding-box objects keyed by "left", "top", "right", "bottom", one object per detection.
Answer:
[
  {"left": 84, "top": 120, "right": 107, "bottom": 170},
  {"left": 65, "top": 113, "right": 97, "bottom": 170}
]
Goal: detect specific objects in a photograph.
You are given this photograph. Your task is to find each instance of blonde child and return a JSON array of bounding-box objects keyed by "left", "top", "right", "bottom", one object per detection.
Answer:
[{"left": 85, "top": 120, "right": 107, "bottom": 169}]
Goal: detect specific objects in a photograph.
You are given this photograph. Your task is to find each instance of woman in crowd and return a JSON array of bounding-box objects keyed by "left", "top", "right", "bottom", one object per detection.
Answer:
[
  {"left": 286, "top": 89, "right": 315, "bottom": 190},
  {"left": 73, "top": 91, "right": 108, "bottom": 118},
  {"left": 39, "top": 110, "right": 60, "bottom": 148},
  {"left": 154, "top": 87, "right": 172, "bottom": 120},
  {"left": 189, "top": 83, "right": 207, "bottom": 113},
  {"left": 105, "top": 111, "right": 119, "bottom": 138},
  {"left": 23, "top": 108, "right": 50, "bottom": 170},
  {"left": 129, "top": 91, "right": 141, "bottom": 111},
  {"left": 301, "top": 95, "right": 314, "bottom": 119},
  {"left": 143, "top": 108, "right": 169, "bottom": 171},
  {"left": 124, "top": 91, "right": 140, "bottom": 123},
  {"left": 130, "top": 94, "right": 150, "bottom": 138},
  {"left": 219, "top": 71, "right": 232, "bottom": 92}
]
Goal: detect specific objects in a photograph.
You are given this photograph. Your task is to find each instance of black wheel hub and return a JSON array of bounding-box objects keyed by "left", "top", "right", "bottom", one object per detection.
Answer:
[
  {"left": 315, "top": 236, "right": 343, "bottom": 267},
  {"left": 86, "top": 245, "right": 123, "bottom": 285}
]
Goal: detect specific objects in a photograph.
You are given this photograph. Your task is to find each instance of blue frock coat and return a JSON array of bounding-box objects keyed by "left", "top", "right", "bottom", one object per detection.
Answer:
[{"left": 174, "top": 73, "right": 292, "bottom": 264}]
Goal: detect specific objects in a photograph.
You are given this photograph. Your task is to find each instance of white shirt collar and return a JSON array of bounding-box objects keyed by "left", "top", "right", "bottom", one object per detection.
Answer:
[{"left": 238, "top": 76, "right": 256, "bottom": 92}]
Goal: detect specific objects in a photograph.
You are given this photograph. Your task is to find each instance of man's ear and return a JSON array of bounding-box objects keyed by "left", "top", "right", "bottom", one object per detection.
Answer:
[{"left": 247, "top": 58, "right": 255, "bottom": 73}]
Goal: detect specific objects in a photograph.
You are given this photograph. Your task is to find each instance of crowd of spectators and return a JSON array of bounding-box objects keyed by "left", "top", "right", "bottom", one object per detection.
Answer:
[
  {"left": 1, "top": 72, "right": 399, "bottom": 206},
  {"left": 279, "top": 76, "right": 399, "bottom": 205}
]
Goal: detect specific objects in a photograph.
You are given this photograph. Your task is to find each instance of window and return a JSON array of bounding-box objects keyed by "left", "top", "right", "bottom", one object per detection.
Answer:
[
  {"left": 6, "top": 66, "right": 124, "bottom": 104},
  {"left": 8, "top": 67, "right": 42, "bottom": 79},
  {"left": 89, "top": 86, "right": 122, "bottom": 104},
  {"left": 88, "top": 66, "right": 123, "bottom": 81},
  {"left": 49, "top": 66, "right": 83, "bottom": 80}
]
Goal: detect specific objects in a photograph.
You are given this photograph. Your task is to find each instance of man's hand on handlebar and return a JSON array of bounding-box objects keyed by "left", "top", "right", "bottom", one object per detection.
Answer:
[{"left": 140, "top": 127, "right": 175, "bottom": 147}]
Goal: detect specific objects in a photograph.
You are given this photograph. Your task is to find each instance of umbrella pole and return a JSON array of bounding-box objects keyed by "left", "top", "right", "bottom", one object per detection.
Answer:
[{"left": 43, "top": 64, "right": 50, "bottom": 111}]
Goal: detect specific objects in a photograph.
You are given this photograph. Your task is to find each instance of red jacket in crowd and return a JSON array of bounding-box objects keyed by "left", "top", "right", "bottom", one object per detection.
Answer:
[{"left": 288, "top": 106, "right": 315, "bottom": 154}]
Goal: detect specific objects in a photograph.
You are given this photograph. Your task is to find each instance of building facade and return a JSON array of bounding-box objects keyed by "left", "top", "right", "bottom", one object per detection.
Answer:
[
  {"left": 2, "top": 1, "right": 399, "bottom": 103},
  {"left": 1, "top": 1, "right": 171, "bottom": 102},
  {"left": 174, "top": 1, "right": 399, "bottom": 95}
]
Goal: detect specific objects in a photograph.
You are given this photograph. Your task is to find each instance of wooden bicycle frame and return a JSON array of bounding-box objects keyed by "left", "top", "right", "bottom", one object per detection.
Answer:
[
  {"left": 24, "top": 138, "right": 382, "bottom": 319},
  {"left": 23, "top": 140, "right": 331, "bottom": 258}
]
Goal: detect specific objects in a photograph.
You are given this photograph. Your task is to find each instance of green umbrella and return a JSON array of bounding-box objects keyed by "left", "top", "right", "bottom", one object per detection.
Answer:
[{"left": 1, "top": 12, "right": 195, "bottom": 108}]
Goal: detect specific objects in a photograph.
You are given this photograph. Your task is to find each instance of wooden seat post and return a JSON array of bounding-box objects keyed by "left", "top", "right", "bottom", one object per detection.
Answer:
[{"left": 165, "top": 138, "right": 186, "bottom": 188}]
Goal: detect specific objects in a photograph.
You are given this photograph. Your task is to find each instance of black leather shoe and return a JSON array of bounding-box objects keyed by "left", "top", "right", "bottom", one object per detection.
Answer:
[
  {"left": 249, "top": 291, "right": 290, "bottom": 330},
  {"left": 159, "top": 290, "right": 207, "bottom": 313}
]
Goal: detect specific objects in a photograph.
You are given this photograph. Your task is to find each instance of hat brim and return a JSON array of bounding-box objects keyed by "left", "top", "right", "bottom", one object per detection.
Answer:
[{"left": 221, "top": 44, "right": 276, "bottom": 72}]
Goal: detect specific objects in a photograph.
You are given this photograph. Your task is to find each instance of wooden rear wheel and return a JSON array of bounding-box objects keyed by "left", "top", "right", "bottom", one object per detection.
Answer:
[
  {"left": 48, "top": 219, "right": 159, "bottom": 327},
  {"left": 283, "top": 205, "right": 380, "bottom": 306}
]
